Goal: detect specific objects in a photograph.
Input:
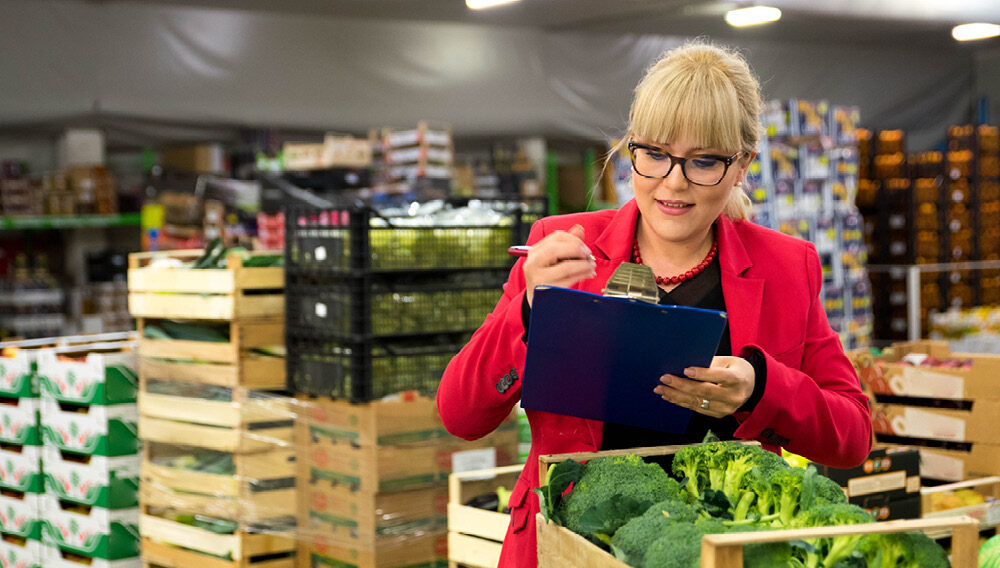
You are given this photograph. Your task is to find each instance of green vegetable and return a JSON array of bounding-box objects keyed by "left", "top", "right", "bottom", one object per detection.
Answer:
[
  {"left": 792, "top": 503, "right": 873, "bottom": 568},
  {"left": 611, "top": 498, "right": 705, "bottom": 565},
  {"left": 857, "top": 531, "right": 949, "bottom": 568},
  {"left": 641, "top": 519, "right": 729, "bottom": 568},
  {"left": 193, "top": 238, "right": 225, "bottom": 269},
  {"left": 982, "top": 534, "right": 1000, "bottom": 568}
]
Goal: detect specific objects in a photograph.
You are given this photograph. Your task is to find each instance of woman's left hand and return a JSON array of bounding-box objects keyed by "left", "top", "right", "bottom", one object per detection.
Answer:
[{"left": 654, "top": 356, "right": 755, "bottom": 419}]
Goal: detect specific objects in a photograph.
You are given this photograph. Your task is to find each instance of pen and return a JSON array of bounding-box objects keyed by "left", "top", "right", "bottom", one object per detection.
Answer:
[{"left": 507, "top": 245, "right": 597, "bottom": 262}]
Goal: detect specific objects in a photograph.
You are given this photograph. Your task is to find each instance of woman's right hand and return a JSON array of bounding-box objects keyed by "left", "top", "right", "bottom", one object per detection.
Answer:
[{"left": 523, "top": 224, "right": 597, "bottom": 307}]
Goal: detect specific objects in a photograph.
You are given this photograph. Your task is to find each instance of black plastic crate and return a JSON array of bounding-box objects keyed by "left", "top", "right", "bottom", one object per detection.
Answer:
[
  {"left": 286, "top": 331, "right": 469, "bottom": 401},
  {"left": 286, "top": 270, "right": 506, "bottom": 339}
]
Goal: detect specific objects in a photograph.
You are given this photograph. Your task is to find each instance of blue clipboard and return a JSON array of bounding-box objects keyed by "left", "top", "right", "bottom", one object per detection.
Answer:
[{"left": 520, "top": 285, "right": 728, "bottom": 433}]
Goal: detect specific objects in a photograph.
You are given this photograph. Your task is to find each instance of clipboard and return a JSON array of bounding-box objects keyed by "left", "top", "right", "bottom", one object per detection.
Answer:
[{"left": 520, "top": 282, "right": 728, "bottom": 433}]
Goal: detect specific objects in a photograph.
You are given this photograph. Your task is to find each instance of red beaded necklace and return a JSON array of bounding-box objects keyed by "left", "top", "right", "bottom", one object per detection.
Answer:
[{"left": 631, "top": 238, "right": 718, "bottom": 286}]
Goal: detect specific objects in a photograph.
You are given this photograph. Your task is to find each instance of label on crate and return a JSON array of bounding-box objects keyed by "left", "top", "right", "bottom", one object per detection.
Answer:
[
  {"left": 39, "top": 400, "right": 139, "bottom": 457},
  {"left": 42, "top": 447, "right": 140, "bottom": 509},
  {"left": 846, "top": 470, "right": 906, "bottom": 498},
  {"left": 0, "top": 490, "right": 42, "bottom": 539},
  {"left": 0, "top": 535, "right": 43, "bottom": 568},
  {"left": 0, "top": 355, "right": 36, "bottom": 398},
  {"left": 892, "top": 366, "right": 965, "bottom": 398},
  {"left": 451, "top": 448, "right": 497, "bottom": 481},
  {"left": 888, "top": 407, "right": 966, "bottom": 441},
  {"left": 0, "top": 445, "right": 44, "bottom": 493},
  {"left": 0, "top": 398, "right": 40, "bottom": 446},
  {"left": 41, "top": 496, "right": 140, "bottom": 560},
  {"left": 918, "top": 451, "right": 964, "bottom": 482}
]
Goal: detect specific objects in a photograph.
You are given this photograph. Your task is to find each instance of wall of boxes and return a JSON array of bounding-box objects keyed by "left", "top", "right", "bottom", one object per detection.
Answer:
[
  {"left": 747, "top": 100, "right": 873, "bottom": 349},
  {"left": 856, "top": 125, "right": 1000, "bottom": 340}
]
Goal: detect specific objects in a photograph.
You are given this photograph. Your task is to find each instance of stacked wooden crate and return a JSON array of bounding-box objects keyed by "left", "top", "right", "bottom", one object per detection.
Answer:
[
  {"left": 128, "top": 249, "right": 296, "bottom": 568},
  {"left": 295, "top": 396, "right": 518, "bottom": 568}
]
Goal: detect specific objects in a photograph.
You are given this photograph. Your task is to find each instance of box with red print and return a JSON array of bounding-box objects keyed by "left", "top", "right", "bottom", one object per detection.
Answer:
[
  {"left": 41, "top": 447, "right": 139, "bottom": 509},
  {"left": 35, "top": 346, "right": 137, "bottom": 407},
  {"left": 39, "top": 400, "right": 138, "bottom": 457},
  {"left": 0, "top": 398, "right": 40, "bottom": 446},
  {"left": 0, "top": 489, "right": 42, "bottom": 540},
  {"left": 40, "top": 495, "right": 139, "bottom": 560},
  {"left": 0, "top": 445, "right": 43, "bottom": 493},
  {"left": 0, "top": 535, "right": 44, "bottom": 568}
]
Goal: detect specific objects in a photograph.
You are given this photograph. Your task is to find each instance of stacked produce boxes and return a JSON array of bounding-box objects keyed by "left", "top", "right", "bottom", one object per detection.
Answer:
[
  {"left": 857, "top": 125, "right": 1000, "bottom": 340},
  {"left": 851, "top": 341, "right": 1000, "bottom": 482},
  {"left": 750, "top": 100, "right": 872, "bottom": 349},
  {"left": 381, "top": 122, "right": 453, "bottom": 191},
  {"left": 127, "top": 249, "right": 295, "bottom": 568},
  {"left": 36, "top": 341, "right": 140, "bottom": 568},
  {"left": 284, "top": 199, "right": 526, "bottom": 567},
  {"left": 0, "top": 333, "right": 140, "bottom": 568}
]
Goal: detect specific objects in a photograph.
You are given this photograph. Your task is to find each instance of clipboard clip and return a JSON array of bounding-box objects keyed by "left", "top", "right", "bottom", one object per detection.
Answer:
[{"left": 602, "top": 262, "right": 659, "bottom": 304}]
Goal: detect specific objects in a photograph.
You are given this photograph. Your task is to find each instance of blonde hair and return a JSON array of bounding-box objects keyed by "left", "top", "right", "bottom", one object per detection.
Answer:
[{"left": 613, "top": 41, "right": 763, "bottom": 220}]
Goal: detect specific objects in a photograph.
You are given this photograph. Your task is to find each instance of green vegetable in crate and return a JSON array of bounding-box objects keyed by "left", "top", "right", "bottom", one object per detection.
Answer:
[
  {"left": 640, "top": 518, "right": 729, "bottom": 568},
  {"left": 464, "top": 486, "right": 514, "bottom": 514},
  {"left": 193, "top": 238, "right": 226, "bottom": 269},
  {"left": 791, "top": 503, "right": 873, "bottom": 568},
  {"left": 856, "top": 531, "right": 949, "bottom": 568},
  {"left": 982, "top": 534, "right": 1000, "bottom": 568},
  {"left": 610, "top": 498, "right": 705, "bottom": 564}
]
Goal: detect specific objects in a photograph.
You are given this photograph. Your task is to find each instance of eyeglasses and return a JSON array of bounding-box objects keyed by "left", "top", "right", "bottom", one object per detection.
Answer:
[{"left": 627, "top": 141, "right": 741, "bottom": 186}]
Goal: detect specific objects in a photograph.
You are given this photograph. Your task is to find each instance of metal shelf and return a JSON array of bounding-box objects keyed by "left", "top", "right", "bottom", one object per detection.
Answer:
[{"left": 0, "top": 213, "right": 141, "bottom": 230}]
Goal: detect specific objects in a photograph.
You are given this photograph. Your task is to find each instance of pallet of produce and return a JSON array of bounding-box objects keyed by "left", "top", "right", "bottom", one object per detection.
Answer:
[
  {"left": 36, "top": 344, "right": 137, "bottom": 406},
  {"left": 852, "top": 340, "right": 1000, "bottom": 400},
  {"left": 0, "top": 443, "right": 43, "bottom": 493},
  {"left": 141, "top": 442, "right": 295, "bottom": 522},
  {"left": 298, "top": 482, "right": 448, "bottom": 550},
  {"left": 128, "top": 247, "right": 284, "bottom": 321},
  {"left": 137, "top": 319, "right": 285, "bottom": 390},
  {"left": 41, "top": 495, "right": 139, "bottom": 560},
  {"left": 139, "top": 399, "right": 292, "bottom": 455},
  {"left": 42, "top": 446, "right": 139, "bottom": 509},
  {"left": 0, "top": 396, "right": 40, "bottom": 445},
  {"left": 0, "top": 488, "right": 42, "bottom": 539},
  {"left": 534, "top": 441, "right": 973, "bottom": 567},
  {"left": 0, "top": 535, "right": 43, "bottom": 568},
  {"left": 447, "top": 464, "right": 521, "bottom": 568},
  {"left": 139, "top": 378, "right": 290, "bottom": 431},
  {"left": 40, "top": 400, "right": 138, "bottom": 457},
  {"left": 139, "top": 505, "right": 295, "bottom": 568},
  {"left": 922, "top": 476, "right": 1000, "bottom": 536}
]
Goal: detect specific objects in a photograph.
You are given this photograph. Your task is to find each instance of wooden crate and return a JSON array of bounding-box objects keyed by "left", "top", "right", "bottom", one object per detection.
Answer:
[
  {"left": 922, "top": 476, "right": 1000, "bottom": 537},
  {"left": 137, "top": 319, "right": 283, "bottom": 364},
  {"left": 142, "top": 444, "right": 296, "bottom": 522},
  {"left": 447, "top": 465, "right": 522, "bottom": 568},
  {"left": 128, "top": 250, "right": 284, "bottom": 321},
  {"left": 139, "top": 355, "right": 285, "bottom": 391},
  {"left": 140, "top": 508, "right": 295, "bottom": 568},
  {"left": 139, "top": 413, "right": 292, "bottom": 454},
  {"left": 296, "top": 529, "right": 447, "bottom": 568},
  {"left": 139, "top": 378, "right": 291, "bottom": 429},
  {"left": 535, "top": 444, "right": 980, "bottom": 567}
]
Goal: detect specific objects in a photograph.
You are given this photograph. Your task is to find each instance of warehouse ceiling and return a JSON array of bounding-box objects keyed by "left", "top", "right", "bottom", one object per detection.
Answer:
[{"left": 94, "top": 0, "right": 1000, "bottom": 49}]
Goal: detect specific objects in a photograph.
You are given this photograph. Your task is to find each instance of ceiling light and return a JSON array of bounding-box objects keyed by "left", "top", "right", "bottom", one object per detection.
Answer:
[
  {"left": 466, "top": 0, "right": 520, "bottom": 9},
  {"left": 725, "top": 5, "right": 782, "bottom": 28},
  {"left": 952, "top": 23, "right": 1000, "bottom": 42}
]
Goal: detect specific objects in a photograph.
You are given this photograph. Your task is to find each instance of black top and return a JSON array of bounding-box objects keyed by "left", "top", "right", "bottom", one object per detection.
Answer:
[{"left": 521, "top": 255, "right": 767, "bottom": 459}]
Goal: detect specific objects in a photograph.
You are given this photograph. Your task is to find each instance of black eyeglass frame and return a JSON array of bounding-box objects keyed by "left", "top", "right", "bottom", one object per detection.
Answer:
[{"left": 627, "top": 141, "right": 742, "bottom": 187}]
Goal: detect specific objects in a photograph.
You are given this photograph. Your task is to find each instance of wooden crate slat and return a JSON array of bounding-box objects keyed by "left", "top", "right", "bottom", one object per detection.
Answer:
[
  {"left": 130, "top": 293, "right": 284, "bottom": 320},
  {"left": 139, "top": 338, "right": 238, "bottom": 364},
  {"left": 238, "top": 321, "right": 285, "bottom": 348},
  {"left": 141, "top": 513, "right": 241, "bottom": 559},
  {"left": 140, "top": 391, "right": 290, "bottom": 429},
  {"left": 140, "top": 416, "right": 293, "bottom": 454},
  {"left": 139, "top": 356, "right": 285, "bottom": 390},
  {"left": 447, "top": 532, "right": 502, "bottom": 568},
  {"left": 141, "top": 538, "right": 295, "bottom": 568},
  {"left": 141, "top": 482, "right": 296, "bottom": 521},
  {"left": 143, "top": 460, "right": 241, "bottom": 497},
  {"left": 447, "top": 503, "right": 509, "bottom": 541},
  {"left": 128, "top": 268, "right": 238, "bottom": 294}
]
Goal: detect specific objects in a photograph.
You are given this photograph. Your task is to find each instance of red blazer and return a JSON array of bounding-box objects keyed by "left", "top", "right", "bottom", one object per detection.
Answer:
[{"left": 437, "top": 200, "right": 872, "bottom": 568}]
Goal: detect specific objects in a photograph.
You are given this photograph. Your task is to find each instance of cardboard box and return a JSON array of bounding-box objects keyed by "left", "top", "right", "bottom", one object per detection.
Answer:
[
  {"left": 0, "top": 443, "right": 43, "bottom": 493},
  {"left": 40, "top": 495, "right": 139, "bottom": 560},
  {"left": 853, "top": 341, "right": 1000, "bottom": 400},
  {"left": 160, "top": 144, "right": 224, "bottom": 173},
  {"left": 299, "top": 395, "right": 458, "bottom": 447},
  {"left": 856, "top": 494, "right": 922, "bottom": 522},
  {"left": 0, "top": 489, "right": 42, "bottom": 539},
  {"left": 57, "top": 129, "right": 105, "bottom": 169},
  {"left": 42, "top": 447, "right": 139, "bottom": 509},
  {"left": 0, "top": 535, "right": 44, "bottom": 568},
  {"left": 881, "top": 441, "right": 1000, "bottom": 481},
  {"left": 0, "top": 397, "right": 40, "bottom": 446},
  {"left": 811, "top": 447, "right": 921, "bottom": 503},
  {"left": 870, "top": 401, "right": 1000, "bottom": 444},
  {"left": 0, "top": 352, "right": 37, "bottom": 398},
  {"left": 43, "top": 545, "right": 141, "bottom": 568},
  {"left": 36, "top": 347, "right": 137, "bottom": 406},
  {"left": 39, "top": 400, "right": 139, "bottom": 457}
]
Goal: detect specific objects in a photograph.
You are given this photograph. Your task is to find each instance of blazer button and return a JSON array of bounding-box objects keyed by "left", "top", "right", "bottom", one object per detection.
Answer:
[{"left": 496, "top": 381, "right": 506, "bottom": 394}]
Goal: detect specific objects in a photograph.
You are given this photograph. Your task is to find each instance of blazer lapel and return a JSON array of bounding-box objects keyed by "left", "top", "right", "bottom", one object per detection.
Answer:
[{"left": 716, "top": 216, "right": 765, "bottom": 352}]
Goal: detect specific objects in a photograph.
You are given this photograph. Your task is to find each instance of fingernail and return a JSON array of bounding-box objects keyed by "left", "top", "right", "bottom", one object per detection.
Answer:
[
  {"left": 684, "top": 368, "right": 695, "bottom": 378},
  {"left": 660, "top": 376, "right": 672, "bottom": 385}
]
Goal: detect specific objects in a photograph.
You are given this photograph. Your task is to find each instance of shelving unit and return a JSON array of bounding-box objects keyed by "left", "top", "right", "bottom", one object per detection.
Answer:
[{"left": 0, "top": 213, "right": 141, "bottom": 231}]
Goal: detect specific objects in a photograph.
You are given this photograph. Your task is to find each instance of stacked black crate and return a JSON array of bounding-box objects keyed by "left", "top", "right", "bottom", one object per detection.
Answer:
[
  {"left": 942, "top": 126, "right": 978, "bottom": 311},
  {"left": 975, "top": 126, "right": 1000, "bottom": 305}
]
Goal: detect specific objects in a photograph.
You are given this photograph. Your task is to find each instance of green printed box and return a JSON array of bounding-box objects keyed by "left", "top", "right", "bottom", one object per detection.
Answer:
[
  {"left": 42, "top": 545, "right": 141, "bottom": 568},
  {"left": 42, "top": 448, "right": 139, "bottom": 509},
  {"left": 40, "top": 401, "right": 138, "bottom": 457},
  {"left": 0, "top": 535, "right": 44, "bottom": 568},
  {"left": 0, "top": 354, "right": 37, "bottom": 399},
  {"left": 36, "top": 349, "right": 137, "bottom": 407},
  {"left": 41, "top": 496, "right": 139, "bottom": 560},
  {"left": 0, "top": 490, "right": 42, "bottom": 540},
  {"left": 0, "top": 445, "right": 43, "bottom": 493},
  {"left": 0, "top": 398, "right": 40, "bottom": 446}
]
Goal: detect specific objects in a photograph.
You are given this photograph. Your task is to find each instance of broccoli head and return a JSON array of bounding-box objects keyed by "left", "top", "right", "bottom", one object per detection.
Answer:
[
  {"left": 793, "top": 503, "right": 873, "bottom": 568},
  {"left": 610, "top": 498, "right": 706, "bottom": 566},
  {"left": 559, "top": 454, "right": 676, "bottom": 541},
  {"left": 743, "top": 541, "right": 800, "bottom": 568},
  {"left": 641, "top": 520, "right": 729, "bottom": 568},
  {"left": 857, "top": 531, "right": 949, "bottom": 568},
  {"left": 811, "top": 475, "right": 848, "bottom": 508}
]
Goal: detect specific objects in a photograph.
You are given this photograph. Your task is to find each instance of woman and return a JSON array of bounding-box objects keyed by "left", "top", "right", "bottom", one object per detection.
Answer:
[{"left": 437, "top": 42, "right": 872, "bottom": 567}]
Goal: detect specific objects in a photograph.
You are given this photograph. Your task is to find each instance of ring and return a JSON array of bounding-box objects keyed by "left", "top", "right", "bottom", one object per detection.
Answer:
[{"left": 700, "top": 398, "right": 711, "bottom": 410}]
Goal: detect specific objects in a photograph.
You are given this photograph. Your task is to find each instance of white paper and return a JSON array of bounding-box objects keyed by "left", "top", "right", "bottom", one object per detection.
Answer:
[{"left": 452, "top": 448, "right": 497, "bottom": 480}]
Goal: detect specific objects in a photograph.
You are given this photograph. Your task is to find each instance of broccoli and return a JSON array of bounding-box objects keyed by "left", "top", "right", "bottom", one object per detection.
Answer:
[
  {"left": 792, "top": 503, "right": 873, "bottom": 568},
  {"left": 811, "top": 475, "right": 848, "bottom": 508},
  {"left": 857, "top": 531, "right": 949, "bottom": 568},
  {"left": 762, "top": 466, "right": 823, "bottom": 526},
  {"left": 641, "top": 519, "right": 730, "bottom": 568},
  {"left": 559, "top": 454, "right": 677, "bottom": 542},
  {"left": 743, "top": 541, "right": 801, "bottom": 568},
  {"left": 610, "top": 498, "right": 706, "bottom": 565}
]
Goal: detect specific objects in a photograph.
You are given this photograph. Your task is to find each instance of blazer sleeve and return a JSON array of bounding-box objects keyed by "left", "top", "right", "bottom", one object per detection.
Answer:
[
  {"left": 436, "top": 219, "right": 549, "bottom": 441},
  {"left": 734, "top": 243, "right": 873, "bottom": 468}
]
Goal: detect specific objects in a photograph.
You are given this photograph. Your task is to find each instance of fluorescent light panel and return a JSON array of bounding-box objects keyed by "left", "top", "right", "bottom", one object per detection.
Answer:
[
  {"left": 725, "top": 5, "right": 782, "bottom": 27},
  {"left": 466, "top": 0, "right": 521, "bottom": 9},
  {"left": 952, "top": 23, "right": 1000, "bottom": 41}
]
